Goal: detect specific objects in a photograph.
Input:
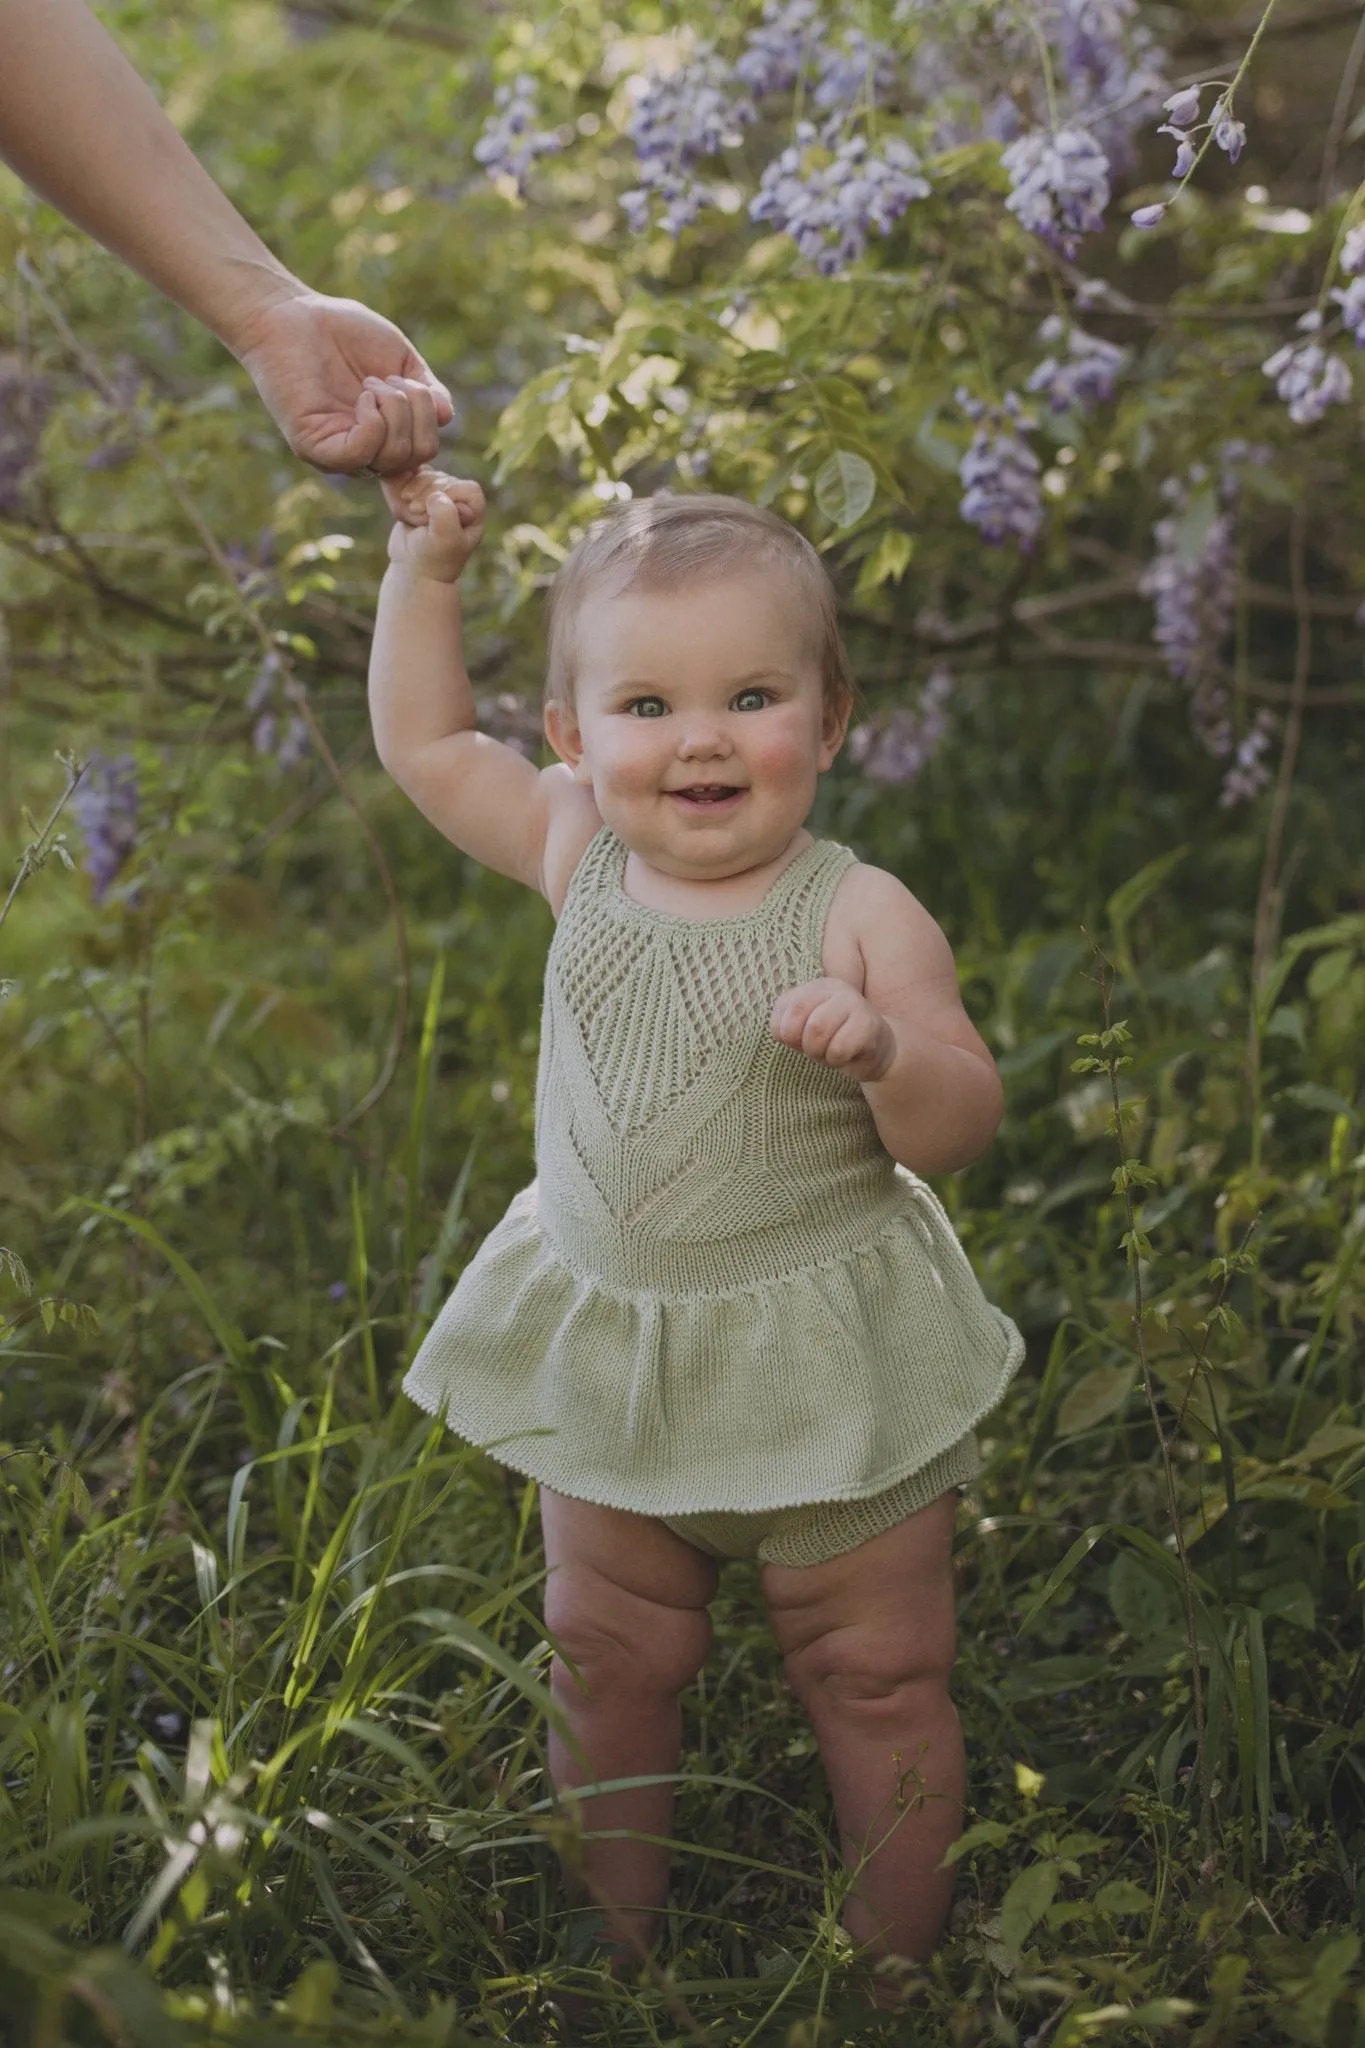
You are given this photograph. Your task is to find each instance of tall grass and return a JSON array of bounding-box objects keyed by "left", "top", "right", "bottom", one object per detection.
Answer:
[{"left": 4, "top": 822, "right": 1365, "bottom": 2042}]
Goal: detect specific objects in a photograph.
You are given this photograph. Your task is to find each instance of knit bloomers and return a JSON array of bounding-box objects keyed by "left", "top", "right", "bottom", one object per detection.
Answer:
[{"left": 404, "top": 827, "right": 1024, "bottom": 1534}]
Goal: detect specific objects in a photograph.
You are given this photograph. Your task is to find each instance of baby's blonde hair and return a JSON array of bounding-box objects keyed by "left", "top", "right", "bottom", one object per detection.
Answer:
[{"left": 543, "top": 492, "right": 855, "bottom": 717}]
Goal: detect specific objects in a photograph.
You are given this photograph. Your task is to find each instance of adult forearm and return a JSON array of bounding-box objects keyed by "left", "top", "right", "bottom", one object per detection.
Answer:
[
  {"left": 368, "top": 567, "right": 475, "bottom": 771},
  {"left": 862, "top": 1028, "right": 1004, "bottom": 1177},
  {"left": 0, "top": 0, "right": 301, "bottom": 352}
]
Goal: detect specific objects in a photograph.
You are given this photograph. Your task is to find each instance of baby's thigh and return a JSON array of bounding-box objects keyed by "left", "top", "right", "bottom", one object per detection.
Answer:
[
  {"left": 539, "top": 1488, "right": 720, "bottom": 1690},
  {"left": 760, "top": 1490, "right": 959, "bottom": 1693}
]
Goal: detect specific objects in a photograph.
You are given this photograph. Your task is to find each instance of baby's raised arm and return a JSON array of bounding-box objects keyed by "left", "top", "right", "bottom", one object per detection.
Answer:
[{"left": 368, "top": 468, "right": 593, "bottom": 896}]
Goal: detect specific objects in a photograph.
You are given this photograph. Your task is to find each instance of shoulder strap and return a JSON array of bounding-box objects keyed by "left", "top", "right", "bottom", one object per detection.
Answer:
[
  {"left": 556, "top": 824, "right": 619, "bottom": 923},
  {"left": 765, "top": 839, "right": 857, "bottom": 974}
]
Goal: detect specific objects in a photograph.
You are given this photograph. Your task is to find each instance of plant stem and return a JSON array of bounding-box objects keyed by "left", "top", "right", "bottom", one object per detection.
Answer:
[
  {"left": 1096, "top": 951, "right": 1214, "bottom": 1857},
  {"left": 0, "top": 755, "right": 85, "bottom": 938}
]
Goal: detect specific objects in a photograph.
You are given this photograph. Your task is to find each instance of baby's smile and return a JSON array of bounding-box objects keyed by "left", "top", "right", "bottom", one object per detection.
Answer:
[
  {"left": 666, "top": 780, "right": 747, "bottom": 809},
  {"left": 547, "top": 570, "right": 846, "bottom": 886}
]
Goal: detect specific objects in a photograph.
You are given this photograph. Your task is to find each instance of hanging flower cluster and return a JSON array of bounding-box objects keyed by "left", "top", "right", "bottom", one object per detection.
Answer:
[
  {"left": 472, "top": 75, "right": 563, "bottom": 196},
  {"left": 957, "top": 391, "right": 1044, "bottom": 549},
  {"left": 248, "top": 650, "right": 311, "bottom": 770},
  {"left": 1001, "top": 128, "right": 1111, "bottom": 259},
  {"left": 750, "top": 128, "right": 929, "bottom": 275},
  {"left": 1262, "top": 312, "right": 1352, "bottom": 425},
  {"left": 1140, "top": 445, "right": 1275, "bottom": 804},
  {"left": 72, "top": 753, "right": 141, "bottom": 902},
  {"left": 621, "top": 54, "right": 755, "bottom": 236},
  {"left": 1331, "top": 224, "right": 1365, "bottom": 347},
  {"left": 0, "top": 363, "right": 53, "bottom": 515},
  {"left": 1025, "top": 315, "right": 1127, "bottom": 414},
  {"left": 847, "top": 666, "right": 954, "bottom": 783}
]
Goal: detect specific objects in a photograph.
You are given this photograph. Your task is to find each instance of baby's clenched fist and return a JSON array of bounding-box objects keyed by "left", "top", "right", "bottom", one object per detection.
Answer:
[
  {"left": 386, "top": 466, "right": 485, "bottom": 582},
  {"left": 769, "top": 978, "right": 896, "bottom": 1083}
]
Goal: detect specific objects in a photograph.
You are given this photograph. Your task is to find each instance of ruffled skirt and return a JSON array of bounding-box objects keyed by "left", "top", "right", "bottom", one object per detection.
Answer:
[{"left": 402, "top": 1168, "right": 1023, "bottom": 1517}]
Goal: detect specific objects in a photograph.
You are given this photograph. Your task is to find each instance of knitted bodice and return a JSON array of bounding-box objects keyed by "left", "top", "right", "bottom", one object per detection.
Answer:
[{"left": 534, "top": 827, "right": 898, "bottom": 1297}]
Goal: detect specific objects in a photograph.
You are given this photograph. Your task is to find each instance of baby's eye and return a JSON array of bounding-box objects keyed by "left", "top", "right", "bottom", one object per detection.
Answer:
[
  {"left": 625, "top": 696, "right": 668, "bottom": 718},
  {"left": 733, "top": 687, "right": 771, "bottom": 712}
]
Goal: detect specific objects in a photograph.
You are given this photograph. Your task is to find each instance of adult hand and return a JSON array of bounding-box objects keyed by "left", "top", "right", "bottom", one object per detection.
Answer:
[{"left": 233, "top": 289, "right": 454, "bottom": 477}]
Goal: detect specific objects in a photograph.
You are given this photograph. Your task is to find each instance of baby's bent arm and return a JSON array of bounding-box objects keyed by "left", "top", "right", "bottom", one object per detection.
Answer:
[
  {"left": 842, "top": 868, "right": 1005, "bottom": 1175},
  {"left": 368, "top": 559, "right": 587, "bottom": 896}
]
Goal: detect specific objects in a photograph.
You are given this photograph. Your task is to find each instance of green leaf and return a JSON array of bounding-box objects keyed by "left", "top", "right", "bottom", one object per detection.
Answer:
[
  {"left": 1017, "top": 1524, "right": 1111, "bottom": 1632},
  {"left": 854, "top": 527, "right": 914, "bottom": 597},
  {"left": 1057, "top": 1364, "right": 1136, "bottom": 1436},
  {"left": 1306, "top": 947, "right": 1355, "bottom": 999},
  {"left": 1106, "top": 847, "right": 1188, "bottom": 977},
  {"left": 1000, "top": 1859, "right": 1059, "bottom": 1953},
  {"left": 1108, "top": 1549, "right": 1175, "bottom": 1639},
  {"left": 1095, "top": 1878, "right": 1152, "bottom": 1917},
  {"left": 941, "top": 1818, "right": 1011, "bottom": 1864},
  {"left": 814, "top": 449, "right": 876, "bottom": 527},
  {"left": 1280, "top": 1082, "right": 1358, "bottom": 1122},
  {"left": 1257, "top": 1579, "right": 1315, "bottom": 1629}
]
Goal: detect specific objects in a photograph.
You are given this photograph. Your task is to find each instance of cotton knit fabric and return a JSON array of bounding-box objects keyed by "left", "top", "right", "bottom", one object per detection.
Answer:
[
  {"left": 403, "top": 826, "right": 1024, "bottom": 1517},
  {"left": 658, "top": 1433, "right": 981, "bottom": 1568}
]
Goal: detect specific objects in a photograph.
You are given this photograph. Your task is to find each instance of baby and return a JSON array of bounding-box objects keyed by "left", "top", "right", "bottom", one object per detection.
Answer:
[{"left": 365, "top": 413, "right": 1022, "bottom": 1982}]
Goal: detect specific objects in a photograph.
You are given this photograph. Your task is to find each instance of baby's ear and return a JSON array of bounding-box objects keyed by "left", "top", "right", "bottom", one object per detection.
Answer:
[
  {"left": 544, "top": 698, "right": 589, "bottom": 778},
  {"left": 820, "top": 687, "right": 854, "bottom": 764}
]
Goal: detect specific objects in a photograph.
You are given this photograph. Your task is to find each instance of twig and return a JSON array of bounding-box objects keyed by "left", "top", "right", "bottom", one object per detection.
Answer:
[
  {"left": 1319, "top": 4, "right": 1365, "bottom": 199},
  {"left": 0, "top": 753, "right": 85, "bottom": 936},
  {"left": 283, "top": 0, "right": 468, "bottom": 48}
]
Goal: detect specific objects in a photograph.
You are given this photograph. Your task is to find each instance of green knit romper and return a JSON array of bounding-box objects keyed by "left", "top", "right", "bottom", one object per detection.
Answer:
[{"left": 403, "top": 826, "right": 1024, "bottom": 1568}]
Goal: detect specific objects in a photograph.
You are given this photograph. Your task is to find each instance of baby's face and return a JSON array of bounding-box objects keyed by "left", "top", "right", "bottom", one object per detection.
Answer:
[{"left": 547, "top": 571, "right": 846, "bottom": 881}]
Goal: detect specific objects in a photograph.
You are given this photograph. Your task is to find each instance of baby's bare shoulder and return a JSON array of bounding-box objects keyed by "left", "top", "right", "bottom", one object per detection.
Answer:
[
  {"left": 823, "top": 860, "right": 956, "bottom": 988},
  {"left": 540, "top": 769, "right": 605, "bottom": 915}
]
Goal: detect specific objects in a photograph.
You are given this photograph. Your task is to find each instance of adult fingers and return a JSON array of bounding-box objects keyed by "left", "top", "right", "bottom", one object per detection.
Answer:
[
  {"left": 361, "top": 377, "right": 416, "bottom": 473},
  {"left": 403, "top": 381, "right": 441, "bottom": 465},
  {"left": 400, "top": 344, "right": 455, "bottom": 428}
]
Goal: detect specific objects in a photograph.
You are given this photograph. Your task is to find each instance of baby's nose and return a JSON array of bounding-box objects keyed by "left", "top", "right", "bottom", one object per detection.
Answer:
[{"left": 676, "top": 721, "right": 732, "bottom": 757}]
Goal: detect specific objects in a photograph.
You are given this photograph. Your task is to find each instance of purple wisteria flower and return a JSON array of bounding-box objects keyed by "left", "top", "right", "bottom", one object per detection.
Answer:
[
  {"left": 956, "top": 390, "right": 1043, "bottom": 548},
  {"left": 1047, "top": 0, "right": 1167, "bottom": 165},
  {"left": 248, "top": 649, "right": 310, "bottom": 770},
  {"left": 1331, "top": 225, "right": 1365, "bottom": 346},
  {"left": 735, "top": 0, "right": 821, "bottom": 97},
  {"left": 0, "top": 362, "right": 53, "bottom": 515},
  {"left": 1140, "top": 459, "right": 1237, "bottom": 686},
  {"left": 1262, "top": 311, "right": 1352, "bottom": 424},
  {"left": 622, "top": 54, "right": 753, "bottom": 235},
  {"left": 847, "top": 666, "right": 954, "bottom": 783},
  {"left": 1153, "top": 81, "right": 1247, "bottom": 194},
  {"left": 1025, "top": 314, "right": 1127, "bottom": 412},
  {"left": 812, "top": 30, "right": 896, "bottom": 111},
  {"left": 72, "top": 752, "right": 140, "bottom": 902},
  {"left": 473, "top": 75, "right": 563, "bottom": 196},
  {"left": 1219, "top": 708, "right": 1276, "bottom": 807},
  {"left": 1140, "top": 445, "right": 1271, "bottom": 779},
  {"left": 1001, "top": 127, "right": 1111, "bottom": 259},
  {"left": 750, "top": 127, "right": 929, "bottom": 274}
]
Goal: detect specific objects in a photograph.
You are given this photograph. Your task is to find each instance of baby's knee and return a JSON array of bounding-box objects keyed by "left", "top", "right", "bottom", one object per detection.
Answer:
[
  {"left": 783, "top": 1618, "right": 956, "bottom": 1726},
  {"left": 547, "top": 1564, "right": 712, "bottom": 1701}
]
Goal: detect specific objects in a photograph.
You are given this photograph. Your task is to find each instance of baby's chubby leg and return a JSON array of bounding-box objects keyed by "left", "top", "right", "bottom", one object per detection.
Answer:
[
  {"left": 761, "top": 1490, "right": 964, "bottom": 1965},
  {"left": 539, "top": 1489, "right": 719, "bottom": 1963}
]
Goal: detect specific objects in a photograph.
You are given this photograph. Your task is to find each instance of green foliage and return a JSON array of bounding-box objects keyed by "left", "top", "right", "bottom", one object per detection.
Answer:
[{"left": 3, "top": 0, "right": 1365, "bottom": 2040}]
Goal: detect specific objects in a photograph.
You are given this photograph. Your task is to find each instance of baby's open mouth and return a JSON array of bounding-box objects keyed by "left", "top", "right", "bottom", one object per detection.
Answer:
[{"left": 668, "top": 784, "right": 744, "bottom": 805}]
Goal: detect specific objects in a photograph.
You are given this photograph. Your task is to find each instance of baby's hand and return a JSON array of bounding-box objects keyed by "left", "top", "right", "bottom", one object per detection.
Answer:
[
  {"left": 386, "top": 466, "right": 485, "bottom": 582},
  {"left": 770, "top": 977, "right": 896, "bottom": 1083}
]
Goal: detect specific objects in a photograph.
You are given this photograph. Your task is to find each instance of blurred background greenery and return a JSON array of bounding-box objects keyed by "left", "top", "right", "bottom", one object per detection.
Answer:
[{"left": 3, "top": 0, "right": 1365, "bottom": 2041}]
